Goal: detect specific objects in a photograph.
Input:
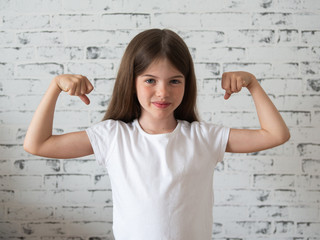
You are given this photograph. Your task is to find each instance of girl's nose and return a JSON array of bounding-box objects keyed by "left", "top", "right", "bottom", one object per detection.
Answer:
[{"left": 156, "top": 83, "right": 169, "bottom": 98}]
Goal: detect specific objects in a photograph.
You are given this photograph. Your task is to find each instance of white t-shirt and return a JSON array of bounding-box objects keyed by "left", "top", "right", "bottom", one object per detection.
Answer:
[{"left": 86, "top": 119, "right": 230, "bottom": 240}]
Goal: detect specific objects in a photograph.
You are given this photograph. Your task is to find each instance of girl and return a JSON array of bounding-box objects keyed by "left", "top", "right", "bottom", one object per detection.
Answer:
[{"left": 24, "top": 29, "right": 290, "bottom": 240}]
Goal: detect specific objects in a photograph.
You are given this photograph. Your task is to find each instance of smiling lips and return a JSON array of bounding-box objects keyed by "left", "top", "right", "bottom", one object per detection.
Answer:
[{"left": 152, "top": 101, "right": 171, "bottom": 109}]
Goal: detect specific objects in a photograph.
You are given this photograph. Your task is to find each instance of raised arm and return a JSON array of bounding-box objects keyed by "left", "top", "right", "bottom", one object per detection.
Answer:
[
  {"left": 222, "top": 71, "right": 290, "bottom": 153},
  {"left": 23, "top": 74, "right": 94, "bottom": 159}
]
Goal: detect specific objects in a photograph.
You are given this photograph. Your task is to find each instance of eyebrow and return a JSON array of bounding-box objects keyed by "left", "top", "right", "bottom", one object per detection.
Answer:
[{"left": 141, "top": 74, "right": 184, "bottom": 79}]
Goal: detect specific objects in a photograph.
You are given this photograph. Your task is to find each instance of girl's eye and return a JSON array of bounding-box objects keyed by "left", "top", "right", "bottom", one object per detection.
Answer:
[
  {"left": 145, "top": 79, "right": 155, "bottom": 84},
  {"left": 170, "top": 79, "right": 181, "bottom": 84}
]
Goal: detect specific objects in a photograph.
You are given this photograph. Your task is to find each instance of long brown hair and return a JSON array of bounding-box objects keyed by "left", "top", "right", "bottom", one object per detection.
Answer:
[{"left": 102, "top": 29, "right": 199, "bottom": 123}]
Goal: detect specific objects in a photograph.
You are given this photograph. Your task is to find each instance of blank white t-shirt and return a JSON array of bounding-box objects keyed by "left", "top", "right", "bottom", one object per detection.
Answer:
[{"left": 86, "top": 119, "right": 230, "bottom": 240}]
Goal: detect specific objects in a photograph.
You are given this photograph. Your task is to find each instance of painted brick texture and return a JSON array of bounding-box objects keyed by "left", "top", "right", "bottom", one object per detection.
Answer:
[{"left": 0, "top": 0, "right": 319, "bottom": 239}]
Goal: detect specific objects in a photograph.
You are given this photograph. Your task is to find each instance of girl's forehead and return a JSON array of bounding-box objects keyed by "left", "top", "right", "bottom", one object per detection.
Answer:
[{"left": 143, "top": 58, "right": 182, "bottom": 75}]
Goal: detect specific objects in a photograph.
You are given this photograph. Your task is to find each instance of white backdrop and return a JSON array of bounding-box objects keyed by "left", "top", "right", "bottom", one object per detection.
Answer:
[{"left": 0, "top": 0, "right": 320, "bottom": 239}]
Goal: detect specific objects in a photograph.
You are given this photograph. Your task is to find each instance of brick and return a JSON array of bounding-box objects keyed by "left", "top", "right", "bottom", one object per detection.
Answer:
[
  {"left": 302, "top": 159, "right": 320, "bottom": 174},
  {"left": 301, "top": 62, "right": 320, "bottom": 76},
  {"left": 314, "top": 111, "right": 320, "bottom": 126},
  {"left": 298, "top": 190, "right": 320, "bottom": 203},
  {"left": 0, "top": 175, "right": 42, "bottom": 190},
  {"left": 86, "top": 46, "right": 125, "bottom": 60},
  {"left": 0, "top": 126, "right": 16, "bottom": 144},
  {"left": 94, "top": 78, "right": 115, "bottom": 94},
  {"left": 302, "top": 30, "right": 320, "bottom": 45},
  {"left": 44, "top": 174, "right": 92, "bottom": 189},
  {"left": 288, "top": 205, "right": 319, "bottom": 221},
  {"left": 213, "top": 205, "right": 248, "bottom": 221},
  {"left": 55, "top": 206, "right": 112, "bottom": 221},
  {"left": 278, "top": 29, "right": 299, "bottom": 44},
  {"left": 295, "top": 13, "right": 320, "bottom": 29},
  {"left": 296, "top": 174, "right": 320, "bottom": 189},
  {"left": 13, "top": 159, "right": 60, "bottom": 174},
  {"left": 94, "top": 174, "right": 110, "bottom": 189},
  {"left": 289, "top": 127, "right": 320, "bottom": 143},
  {"left": 0, "top": 62, "right": 14, "bottom": 79},
  {"left": 17, "top": 31, "right": 64, "bottom": 46},
  {"left": 306, "top": 79, "right": 320, "bottom": 92},
  {"left": 2, "top": 15, "right": 50, "bottom": 29},
  {"left": 62, "top": 0, "right": 114, "bottom": 12},
  {"left": 297, "top": 222, "right": 320, "bottom": 236},
  {"left": 274, "top": 95, "right": 320, "bottom": 111},
  {"left": 16, "top": 63, "right": 63, "bottom": 78},
  {"left": 226, "top": 157, "right": 274, "bottom": 172},
  {"left": 297, "top": 143, "right": 320, "bottom": 157},
  {"left": 63, "top": 221, "right": 112, "bottom": 236},
  {"left": 272, "top": 157, "right": 301, "bottom": 174},
  {"left": 248, "top": 205, "right": 289, "bottom": 219},
  {"left": 153, "top": 13, "right": 202, "bottom": 29},
  {"left": 212, "top": 111, "right": 259, "bottom": 128},
  {"left": 280, "top": 111, "right": 311, "bottom": 127},
  {"left": 65, "top": 30, "right": 115, "bottom": 45},
  {"left": 0, "top": 221, "right": 21, "bottom": 236},
  {"left": 0, "top": 31, "right": 15, "bottom": 45},
  {"left": 228, "top": 29, "right": 275, "bottom": 45},
  {"left": 195, "top": 47, "right": 246, "bottom": 62},
  {"left": 0, "top": 79, "right": 46, "bottom": 95},
  {"left": 0, "top": 144, "right": 29, "bottom": 160},
  {"left": 273, "top": 189, "right": 298, "bottom": 204},
  {"left": 201, "top": 13, "right": 251, "bottom": 28},
  {"left": 0, "top": 47, "right": 34, "bottom": 61},
  {"left": 252, "top": 13, "right": 294, "bottom": 27},
  {"left": 194, "top": 62, "right": 220, "bottom": 78},
  {"left": 274, "top": 221, "right": 295, "bottom": 234},
  {"left": 37, "top": 46, "right": 84, "bottom": 61},
  {"left": 51, "top": 14, "right": 100, "bottom": 29},
  {"left": 225, "top": 221, "right": 272, "bottom": 235},
  {"left": 260, "top": 78, "right": 303, "bottom": 96},
  {"left": 214, "top": 172, "right": 251, "bottom": 189},
  {"left": 101, "top": 13, "right": 151, "bottom": 29},
  {"left": 21, "top": 222, "right": 66, "bottom": 236},
  {"left": 14, "top": 0, "right": 61, "bottom": 12},
  {"left": 63, "top": 159, "right": 105, "bottom": 175},
  {"left": 223, "top": 63, "right": 272, "bottom": 78},
  {"left": 0, "top": 190, "right": 14, "bottom": 202},
  {"left": 6, "top": 205, "right": 55, "bottom": 220},
  {"left": 273, "top": 62, "right": 299, "bottom": 77},
  {"left": 247, "top": 47, "right": 309, "bottom": 62},
  {"left": 179, "top": 30, "right": 225, "bottom": 47},
  {"left": 1, "top": 95, "right": 40, "bottom": 111},
  {"left": 244, "top": 0, "right": 275, "bottom": 10},
  {"left": 65, "top": 62, "right": 113, "bottom": 77},
  {"left": 253, "top": 174, "right": 295, "bottom": 188}
]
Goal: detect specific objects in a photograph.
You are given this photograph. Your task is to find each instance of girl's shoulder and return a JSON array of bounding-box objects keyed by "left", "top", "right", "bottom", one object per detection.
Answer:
[
  {"left": 88, "top": 119, "right": 134, "bottom": 132},
  {"left": 178, "top": 119, "right": 229, "bottom": 138}
]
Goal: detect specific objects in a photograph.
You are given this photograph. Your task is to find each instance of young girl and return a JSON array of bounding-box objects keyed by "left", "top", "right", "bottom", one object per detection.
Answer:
[{"left": 24, "top": 29, "right": 290, "bottom": 240}]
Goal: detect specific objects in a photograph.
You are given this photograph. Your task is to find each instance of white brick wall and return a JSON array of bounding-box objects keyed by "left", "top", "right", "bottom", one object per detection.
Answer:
[{"left": 0, "top": 0, "right": 319, "bottom": 239}]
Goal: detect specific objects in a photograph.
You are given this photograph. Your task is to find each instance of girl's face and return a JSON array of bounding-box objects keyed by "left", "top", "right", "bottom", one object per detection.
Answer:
[{"left": 135, "top": 58, "right": 185, "bottom": 123}]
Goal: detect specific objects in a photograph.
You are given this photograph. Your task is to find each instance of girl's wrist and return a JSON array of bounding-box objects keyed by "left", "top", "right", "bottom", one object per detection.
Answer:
[
  {"left": 51, "top": 76, "right": 63, "bottom": 93},
  {"left": 246, "top": 73, "right": 259, "bottom": 92}
]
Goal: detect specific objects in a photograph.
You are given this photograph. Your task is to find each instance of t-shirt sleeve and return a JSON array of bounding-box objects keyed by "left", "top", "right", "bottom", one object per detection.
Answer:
[
  {"left": 201, "top": 123, "right": 230, "bottom": 163},
  {"left": 85, "top": 120, "right": 117, "bottom": 168}
]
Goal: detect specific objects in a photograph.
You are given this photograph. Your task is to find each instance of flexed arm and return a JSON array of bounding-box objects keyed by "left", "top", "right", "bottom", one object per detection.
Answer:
[
  {"left": 222, "top": 71, "right": 290, "bottom": 153},
  {"left": 24, "top": 74, "right": 94, "bottom": 159}
]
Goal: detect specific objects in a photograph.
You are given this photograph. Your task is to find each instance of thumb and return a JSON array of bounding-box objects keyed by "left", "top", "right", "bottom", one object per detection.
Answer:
[
  {"left": 224, "top": 91, "right": 231, "bottom": 100},
  {"left": 79, "top": 94, "right": 90, "bottom": 105}
]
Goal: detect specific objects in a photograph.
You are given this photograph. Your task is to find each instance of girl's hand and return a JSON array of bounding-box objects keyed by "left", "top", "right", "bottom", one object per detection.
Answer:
[
  {"left": 54, "top": 74, "right": 94, "bottom": 105},
  {"left": 221, "top": 71, "right": 257, "bottom": 100}
]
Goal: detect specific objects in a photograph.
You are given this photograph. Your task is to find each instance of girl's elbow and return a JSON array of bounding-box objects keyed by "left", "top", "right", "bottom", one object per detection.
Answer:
[
  {"left": 276, "top": 128, "right": 291, "bottom": 146},
  {"left": 23, "top": 140, "right": 41, "bottom": 156},
  {"left": 23, "top": 141, "right": 36, "bottom": 155}
]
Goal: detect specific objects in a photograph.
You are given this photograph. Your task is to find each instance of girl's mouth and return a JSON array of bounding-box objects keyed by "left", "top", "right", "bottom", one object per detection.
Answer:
[{"left": 152, "top": 102, "right": 171, "bottom": 109}]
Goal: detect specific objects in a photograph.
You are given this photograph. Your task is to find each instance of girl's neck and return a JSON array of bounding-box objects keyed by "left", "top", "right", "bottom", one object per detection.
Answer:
[{"left": 138, "top": 116, "right": 178, "bottom": 134}]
